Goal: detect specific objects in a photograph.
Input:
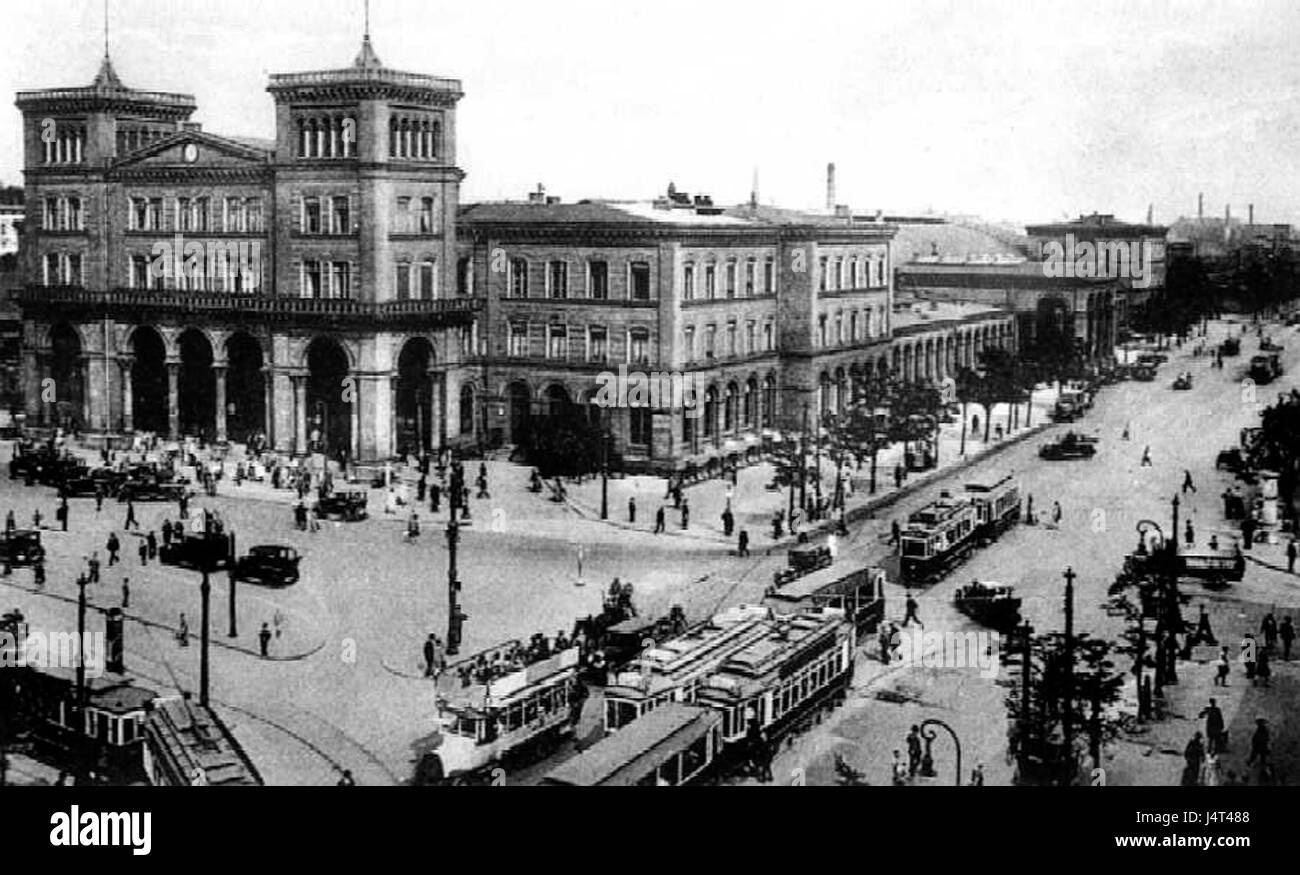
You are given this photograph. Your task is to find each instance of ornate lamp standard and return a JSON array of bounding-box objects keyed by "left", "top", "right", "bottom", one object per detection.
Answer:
[{"left": 919, "top": 718, "right": 963, "bottom": 786}]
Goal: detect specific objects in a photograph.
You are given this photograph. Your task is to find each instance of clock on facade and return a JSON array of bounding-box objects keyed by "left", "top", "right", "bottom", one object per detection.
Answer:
[{"left": 182, "top": 143, "right": 199, "bottom": 163}]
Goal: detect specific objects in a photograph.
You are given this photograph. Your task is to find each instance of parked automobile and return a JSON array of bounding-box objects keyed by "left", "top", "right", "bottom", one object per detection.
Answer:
[
  {"left": 1172, "top": 373, "right": 1193, "bottom": 391},
  {"left": 1131, "top": 364, "right": 1157, "bottom": 381},
  {"left": 158, "top": 531, "right": 234, "bottom": 571},
  {"left": 1039, "top": 432, "right": 1098, "bottom": 461},
  {"left": 118, "top": 481, "right": 187, "bottom": 503},
  {"left": 231, "top": 545, "right": 301, "bottom": 587},
  {"left": 1249, "top": 352, "right": 1283, "bottom": 384},
  {"left": 1219, "top": 337, "right": 1241, "bottom": 357},
  {"left": 316, "top": 489, "right": 368, "bottom": 521},
  {"left": 0, "top": 529, "right": 45, "bottom": 566}
]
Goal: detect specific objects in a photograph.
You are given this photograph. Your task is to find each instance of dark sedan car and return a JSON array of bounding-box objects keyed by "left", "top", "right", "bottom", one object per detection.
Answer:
[
  {"left": 315, "top": 490, "right": 368, "bottom": 522},
  {"left": 0, "top": 530, "right": 46, "bottom": 566},
  {"left": 158, "top": 532, "right": 234, "bottom": 570},
  {"left": 231, "top": 545, "right": 301, "bottom": 587}
]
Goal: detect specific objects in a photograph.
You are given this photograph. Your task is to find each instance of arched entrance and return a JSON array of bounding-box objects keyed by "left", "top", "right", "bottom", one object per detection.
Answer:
[
  {"left": 543, "top": 384, "right": 572, "bottom": 419},
  {"left": 225, "top": 333, "right": 265, "bottom": 444},
  {"left": 49, "top": 324, "right": 84, "bottom": 429},
  {"left": 178, "top": 329, "right": 215, "bottom": 440},
  {"left": 505, "top": 381, "right": 530, "bottom": 443},
  {"left": 306, "top": 337, "right": 351, "bottom": 456},
  {"left": 395, "top": 338, "right": 435, "bottom": 456},
  {"left": 130, "top": 326, "right": 167, "bottom": 435}
]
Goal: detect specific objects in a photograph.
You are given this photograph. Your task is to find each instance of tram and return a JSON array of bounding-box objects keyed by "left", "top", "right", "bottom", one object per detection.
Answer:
[
  {"left": 540, "top": 703, "right": 723, "bottom": 787},
  {"left": 765, "top": 564, "right": 886, "bottom": 641},
  {"left": 899, "top": 491, "right": 980, "bottom": 585},
  {"left": 694, "top": 607, "right": 853, "bottom": 761},
  {"left": 965, "top": 474, "right": 1021, "bottom": 544},
  {"left": 602, "top": 604, "right": 772, "bottom": 733},
  {"left": 415, "top": 644, "right": 584, "bottom": 785}
]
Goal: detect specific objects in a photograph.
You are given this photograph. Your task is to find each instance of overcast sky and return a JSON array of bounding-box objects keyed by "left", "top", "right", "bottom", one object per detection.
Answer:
[{"left": 5, "top": 0, "right": 1300, "bottom": 226}]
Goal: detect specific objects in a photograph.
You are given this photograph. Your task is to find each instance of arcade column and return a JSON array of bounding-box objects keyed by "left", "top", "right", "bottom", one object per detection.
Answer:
[
  {"left": 212, "top": 365, "right": 228, "bottom": 443},
  {"left": 166, "top": 359, "right": 181, "bottom": 439},
  {"left": 117, "top": 356, "right": 134, "bottom": 433}
]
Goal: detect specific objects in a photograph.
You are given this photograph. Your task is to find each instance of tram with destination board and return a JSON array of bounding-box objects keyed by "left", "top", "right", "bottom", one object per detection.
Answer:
[
  {"left": 414, "top": 644, "right": 584, "bottom": 785},
  {"left": 765, "top": 564, "right": 886, "bottom": 641},
  {"left": 602, "top": 604, "right": 772, "bottom": 733},
  {"left": 965, "top": 474, "right": 1021, "bottom": 544}
]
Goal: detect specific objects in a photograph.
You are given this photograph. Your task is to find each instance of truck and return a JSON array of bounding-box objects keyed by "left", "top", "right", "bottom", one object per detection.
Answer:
[{"left": 1249, "top": 352, "right": 1282, "bottom": 384}]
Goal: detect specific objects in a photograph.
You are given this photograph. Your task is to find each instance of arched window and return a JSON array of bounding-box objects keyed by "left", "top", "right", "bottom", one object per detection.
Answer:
[
  {"left": 744, "top": 378, "right": 757, "bottom": 428},
  {"left": 724, "top": 382, "right": 738, "bottom": 433},
  {"left": 460, "top": 384, "right": 475, "bottom": 435}
]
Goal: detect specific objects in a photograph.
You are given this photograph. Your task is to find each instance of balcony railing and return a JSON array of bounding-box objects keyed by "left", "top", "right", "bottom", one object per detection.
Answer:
[{"left": 18, "top": 286, "right": 481, "bottom": 324}]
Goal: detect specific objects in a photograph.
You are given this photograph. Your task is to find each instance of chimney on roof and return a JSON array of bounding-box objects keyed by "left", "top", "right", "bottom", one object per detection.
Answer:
[
  {"left": 1198, "top": 193, "right": 1203, "bottom": 220},
  {"left": 750, "top": 167, "right": 759, "bottom": 209},
  {"left": 826, "top": 163, "right": 836, "bottom": 213},
  {"left": 528, "top": 184, "right": 546, "bottom": 205}
]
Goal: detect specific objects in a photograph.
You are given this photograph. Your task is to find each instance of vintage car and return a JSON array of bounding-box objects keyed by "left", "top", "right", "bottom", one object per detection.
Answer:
[
  {"left": 1038, "top": 432, "right": 1098, "bottom": 461},
  {"left": 118, "top": 480, "right": 187, "bottom": 503},
  {"left": 1172, "top": 373, "right": 1193, "bottom": 391},
  {"left": 1260, "top": 336, "right": 1285, "bottom": 352},
  {"left": 1136, "top": 351, "right": 1168, "bottom": 366},
  {"left": 8, "top": 444, "right": 54, "bottom": 481},
  {"left": 1131, "top": 364, "right": 1157, "bottom": 382},
  {"left": 158, "top": 531, "right": 234, "bottom": 571},
  {"left": 1215, "top": 447, "right": 1248, "bottom": 474},
  {"left": 954, "top": 580, "right": 1022, "bottom": 633},
  {"left": 0, "top": 529, "right": 46, "bottom": 566},
  {"left": 774, "top": 544, "right": 833, "bottom": 586},
  {"left": 231, "top": 545, "right": 301, "bottom": 587},
  {"left": 1175, "top": 546, "right": 1246, "bottom": 586},
  {"left": 315, "top": 489, "right": 369, "bottom": 521},
  {"left": 1219, "top": 337, "right": 1241, "bottom": 357},
  {"left": 1249, "top": 353, "right": 1283, "bottom": 384},
  {"left": 59, "top": 467, "right": 126, "bottom": 498}
]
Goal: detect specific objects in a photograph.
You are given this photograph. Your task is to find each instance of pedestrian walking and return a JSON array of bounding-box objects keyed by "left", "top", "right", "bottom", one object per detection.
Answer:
[
  {"left": 417, "top": 474, "right": 427, "bottom": 503},
  {"left": 161, "top": 519, "right": 173, "bottom": 548},
  {"left": 1201, "top": 698, "right": 1226, "bottom": 753},
  {"left": 177, "top": 613, "right": 189, "bottom": 647},
  {"left": 406, "top": 511, "right": 421, "bottom": 540},
  {"left": 1185, "top": 519, "right": 1195, "bottom": 546},
  {"left": 1122, "top": 422, "right": 1130, "bottom": 441},
  {"left": 121, "top": 577, "right": 129, "bottom": 609},
  {"left": 1200, "top": 750, "right": 1222, "bottom": 788},
  {"left": 58, "top": 497, "right": 68, "bottom": 532},
  {"left": 681, "top": 499, "right": 690, "bottom": 530},
  {"left": 124, "top": 498, "right": 138, "bottom": 531},
  {"left": 1140, "top": 445, "right": 1152, "bottom": 467},
  {"left": 88, "top": 552, "right": 100, "bottom": 584},
  {"left": 146, "top": 530, "right": 158, "bottom": 560},
  {"left": 1288, "top": 538, "right": 1298, "bottom": 574},
  {"left": 627, "top": 496, "right": 636, "bottom": 524},
  {"left": 1262, "top": 613, "right": 1279, "bottom": 652},
  {"left": 1051, "top": 501, "right": 1062, "bottom": 527},
  {"left": 106, "top": 532, "right": 120, "bottom": 566},
  {"left": 259, "top": 622, "right": 272, "bottom": 658},
  {"left": 721, "top": 508, "right": 734, "bottom": 538},
  {"left": 1281, "top": 617, "right": 1295, "bottom": 660},
  {"left": 1182, "top": 469, "right": 1197, "bottom": 494},
  {"left": 430, "top": 482, "right": 441, "bottom": 513},
  {"left": 476, "top": 474, "right": 490, "bottom": 499},
  {"left": 892, "top": 750, "right": 907, "bottom": 786},
  {"left": 972, "top": 413, "right": 980, "bottom": 436},
  {"left": 654, "top": 506, "right": 666, "bottom": 535},
  {"left": 1215, "top": 647, "right": 1230, "bottom": 686},
  {"left": 1257, "top": 643, "right": 1271, "bottom": 688},
  {"left": 903, "top": 594, "right": 922, "bottom": 627},
  {"left": 138, "top": 540, "right": 148, "bottom": 566},
  {"left": 890, "top": 519, "right": 901, "bottom": 549},
  {"left": 33, "top": 562, "right": 45, "bottom": 588},
  {"left": 906, "top": 726, "right": 923, "bottom": 777},
  {"left": 969, "top": 764, "right": 985, "bottom": 786},
  {"left": 95, "top": 485, "right": 104, "bottom": 512},
  {"left": 31, "top": 509, "right": 42, "bottom": 530},
  {"left": 5, "top": 509, "right": 13, "bottom": 533},
  {"left": 1248, "top": 719, "right": 1270, "bottom": 768},
  {"left": 738, "top": 529, "right": 750, "bottom": 557},
  {"left": 772, "top": 509, "right": 784, "bottom": 539},
  {"left": 1183, "top": 732, "right": 1205, "bottom": 786}
]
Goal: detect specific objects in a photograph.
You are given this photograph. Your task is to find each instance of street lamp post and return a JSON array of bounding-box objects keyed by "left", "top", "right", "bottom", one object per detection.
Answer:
[
  {"left": 920, "top": 718, "right": 963, "bottom": 786},
  {"left": 199, "top": 562, "right": 211, "bottom": 707},
  {"left": 600, "top": 418, "right": 609, "bottom": 521},
  {"left": 227, "top": 530, "right": 238, "bottom": 638},
  {"left": 445, "top": 518, "right": 464, "bottom": 656},
  {"left": 1062, "top": 566, "right": 1077, "bottom": 785}
]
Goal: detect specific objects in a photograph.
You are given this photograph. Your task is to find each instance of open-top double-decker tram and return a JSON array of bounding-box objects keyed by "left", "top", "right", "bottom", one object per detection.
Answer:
[{"left": 415, "top": 643, "right": 584, "bottom": 785}]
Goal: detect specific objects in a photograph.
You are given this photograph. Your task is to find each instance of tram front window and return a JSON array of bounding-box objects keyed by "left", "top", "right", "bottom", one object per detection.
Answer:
[
  {"left": 606, "top": 699, "right": 640, "bottom": 731},
  {"left": 901, "top": 540, "right": 927, "bottom": 558}
]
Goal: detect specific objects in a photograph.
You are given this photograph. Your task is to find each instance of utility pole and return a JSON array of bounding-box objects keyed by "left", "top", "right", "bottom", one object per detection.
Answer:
[
  {"left": 446, "top": 518, "right": 464, "bottom": 656},
  {"left": 813, "top": 408, "right": 822, "bottom": 514},
  {"left": 1062, "top": 566, "right": 1076, "bottom": 785},
  {"left": 199, "top": 564, "right": 211, "bottom": 707},
  {"left": 800, "top": 403, "right": 809, "bottom": 515},
  {"left": 227, "top": 530, "right": 237, "bottom": 638},
  {"left": 600, "top": 419, "right": 609, "bottom": 520},
  {"left": 75, "top": 573, "right": 88, "bottom": 720}
]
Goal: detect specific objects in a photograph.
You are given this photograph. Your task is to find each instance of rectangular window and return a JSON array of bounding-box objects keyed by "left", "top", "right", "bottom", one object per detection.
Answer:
[
  {"left": 630, "top": 262, "right": 651, "bottom": 301},
  {"left": 43, "top": 198, "right": 55, "bottom": 230},
  {"left": 130, "top": 255, "right": 150, "bottom": 289},
  {"left": 420, "top": 261, "right": 436, "bottom": 299},
  {"left": 68, "top": 197, "right": 82, "bottom": 231},
  {"left": 548, "top": 324, "right": 567, "bottom": 359},
  {"left": 194, "top": 198, "right": 209, "bottom": 232},
  {"left": 764, "top": 322, "right": 774, "bottom": 351},
  {"left": 147, "top": 198, "right": 162, "bottom": 231},
  {"left": 396, "top": 196, "right": 411, "bottom": 233},
  {"left": 746, "top": 322, "right": 756, "bottom": 354},
  {"left": 629, "top": 328, "right": 649, "bottom": 365},
  {"left": 818, "top": 256, "right": 828, "bottom": 291},
  {"left": 629, "top": 408, "right": 651, "bottom": 446},
  {"left": 727, "top": 322, "right": 737, "bottom": 356},
  {"left": 509, "top": 323, "right": 529, "bottom": 357},
  {"left": 44, "top": 252, "right": 59, "bottom": 285},
  {"left": 851, "top": 311, "right": 859, "bottom": 342},
  {"left": 745, "top": 259, "right": 756, "bottom": 297},
  {"left": 177, "top": 197, "right": 191, "bottom": 232},
  {"left": 548, "top": 261, "right": 567, "bottom": 299},
  {"left": 588, "top": 326, "right": 608, "bottom": 363},
  {"left": 67, "top": 253, "right": 82, "bottom": 286},
  {"left": 725, "top": 260, "right": 737, "bottom": 298},
  {"left": 247, "top": 199, "right": 263, "bottom": 232},
  {"left": 683, "top": 262, "right": 695, "bottom": 301},
  {"left": 509, "top": 259, "right": 528, "bottom": 298},
  {"left": 683, "top": 326, "right": 695, "bottom": 361},
  {"left": 225, "top": 197, "right": 245, "bottom": 233},
  {"left": 764, "top": 257, "right": 775, "bottom": 293},
  {"left": 332, "top": 196, "right": 350, "bottom": 234},
  {"left": 131, "top": 198, "right": 147, "bottom": 231},
  {"left": 704, "top": 264, "right": 716, "bottom": 299},
  {"left": 705, "top": 325, "right": 716, "bottom": 358},
  {"left": 420, "top": 197, "right": 435, "bottom": 234},
  {"left": 396, "top": 263, "right": 411, "bottom": 301},
  {"left": 303, "top": 260, "right": 323, "bottom": 298},
  {"left": 331, "top": 262, "right": 351, "bottom": 299},
  {"left": 818, "top": 315, "right": 828, "bottom": 348},
  {"left": 457, "top": 257, "right": 473, "bottom": 296},
  {"left": 303, "top": 197, "right": 322, "bottom": 234},
  {"left": 589, "top": 261, "right": 609, "bottom": 300}
]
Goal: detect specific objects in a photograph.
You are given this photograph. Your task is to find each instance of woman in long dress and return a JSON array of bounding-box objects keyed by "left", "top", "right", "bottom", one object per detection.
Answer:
[{"left": 1200, "top": 751, "right": 1222, "bottom": 787}]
